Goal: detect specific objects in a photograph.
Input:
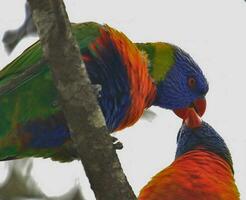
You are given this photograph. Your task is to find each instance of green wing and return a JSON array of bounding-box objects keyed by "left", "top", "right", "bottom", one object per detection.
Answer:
[{"left": 0, "top": 22, "right": 102, "bottom": 161}]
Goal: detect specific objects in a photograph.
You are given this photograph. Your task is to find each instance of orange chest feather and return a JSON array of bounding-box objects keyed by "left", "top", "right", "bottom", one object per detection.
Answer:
[
  {"left": 104, "top": 26, "right": 157, "bottom": 131},
  {"left": 138, "top": 150, "right": 240, "bottom": 200}
]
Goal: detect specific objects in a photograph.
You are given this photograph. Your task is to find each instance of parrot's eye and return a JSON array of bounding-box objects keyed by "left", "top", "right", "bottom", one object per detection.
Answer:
[{"left": 188, "top": 77, "right": 196, "bottom": 89}]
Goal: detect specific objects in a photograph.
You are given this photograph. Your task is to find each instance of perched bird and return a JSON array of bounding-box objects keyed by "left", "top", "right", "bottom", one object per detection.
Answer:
[
  {"left": 0, "top": 22, "right": 208, "bottom": 161},
  {"left": 138, "top": 109, "right": 240, "bottom": 200}
]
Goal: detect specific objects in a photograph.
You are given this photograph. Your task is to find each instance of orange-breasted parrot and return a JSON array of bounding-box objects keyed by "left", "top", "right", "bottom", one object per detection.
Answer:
[
  {"left": 138, "top": 111, "right": 240, "bottom": 200},
  {"left": 0, "top": 22, "right": 208, "bottom": 161}
]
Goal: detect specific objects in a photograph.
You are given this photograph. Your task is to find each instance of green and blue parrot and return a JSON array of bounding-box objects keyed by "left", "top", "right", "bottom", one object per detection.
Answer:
[{"left": 0, "top": 22, "right": 208, "bottom": 161}]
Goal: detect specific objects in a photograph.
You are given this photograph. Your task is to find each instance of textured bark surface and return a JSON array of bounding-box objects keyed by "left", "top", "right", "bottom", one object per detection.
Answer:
[{"left": 27, "top": 0, "right": 136, "bottom": 200}]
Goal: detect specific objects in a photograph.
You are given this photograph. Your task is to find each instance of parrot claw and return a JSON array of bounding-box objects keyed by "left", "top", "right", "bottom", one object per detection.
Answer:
[
  {"left": 141, "top": 109, "right": 157, "bottom": 122},
  {"left": 92, "top": 84, "right": 102, "bottom": 96},
  {"left": 111, "top": 136, "right": 123, "bottom": 150}
]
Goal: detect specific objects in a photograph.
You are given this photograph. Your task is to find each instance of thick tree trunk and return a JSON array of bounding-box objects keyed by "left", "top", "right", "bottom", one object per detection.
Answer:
[{"left": 27, "top": 0, "right": 136, "bottom": 200}]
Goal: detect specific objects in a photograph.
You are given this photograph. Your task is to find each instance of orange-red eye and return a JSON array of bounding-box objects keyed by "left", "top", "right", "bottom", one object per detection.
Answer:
[{"left": 188, "top": 77, "right": 196, "bottom": 89}]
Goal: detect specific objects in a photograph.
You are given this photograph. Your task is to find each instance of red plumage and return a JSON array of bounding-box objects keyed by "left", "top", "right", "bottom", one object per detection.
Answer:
[
  {"left": 138, "top": 150, "right": 239, "bottom": 200},
  {"left": 88, "top": 25, "right": 156, "bottom": 131},
  {"left": 105, "top": 27, "right": 157, "bottom": 131}
]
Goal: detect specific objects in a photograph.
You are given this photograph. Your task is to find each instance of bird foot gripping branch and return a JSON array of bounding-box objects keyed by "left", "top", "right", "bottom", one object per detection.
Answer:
[{"left": 111, "top": 136, "right": 123, "bottom": 150}]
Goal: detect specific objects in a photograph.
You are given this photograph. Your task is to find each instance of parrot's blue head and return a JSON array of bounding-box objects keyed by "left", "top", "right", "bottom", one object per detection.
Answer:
[
  {"left": 176, "top": 121, "right": 233, "bottom": 172},
  {"left": 145, "top": 43, "right": 209, "bottom": 121}
]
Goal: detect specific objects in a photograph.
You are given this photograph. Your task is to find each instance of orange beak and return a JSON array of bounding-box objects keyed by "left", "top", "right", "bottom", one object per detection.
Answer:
[{"left": 173, "top": 98, "right": 206, "bottom": 128}]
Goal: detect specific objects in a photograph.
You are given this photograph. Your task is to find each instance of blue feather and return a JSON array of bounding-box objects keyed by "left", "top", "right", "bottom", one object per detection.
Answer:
[
  {"left": 23, "top": 113, "right": 70, "bottom": 148},
  {"left": 82, "top": 36, "right": 132, "bottom": 132},
  {"left": 154, "top": 46, "right": 208, "bottom": 109},
  {"left": 176, "top": 121, "right": 233, "bottom": 172}
]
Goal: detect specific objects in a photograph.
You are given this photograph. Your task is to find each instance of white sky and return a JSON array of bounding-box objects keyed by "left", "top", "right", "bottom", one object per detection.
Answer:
[{"left": 0, "top": 0, "right": 246, "bottom": 199}]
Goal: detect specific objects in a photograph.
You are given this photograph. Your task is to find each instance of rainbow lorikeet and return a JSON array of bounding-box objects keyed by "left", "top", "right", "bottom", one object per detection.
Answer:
[
  {"left": 0, "top": 22, "right": 208, "bottom": 161},
  {"left": 138, "top": 110, "right": 240, "bottom": 200}
]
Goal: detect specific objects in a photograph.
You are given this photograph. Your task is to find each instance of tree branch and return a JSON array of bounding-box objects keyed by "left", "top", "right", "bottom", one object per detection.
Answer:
[{"left": 27, "top": 0, "right": 136, "bottom": 199}]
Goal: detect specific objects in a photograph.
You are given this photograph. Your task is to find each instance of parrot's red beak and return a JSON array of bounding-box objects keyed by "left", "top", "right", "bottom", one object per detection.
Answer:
[
  {"left": 173, "top": 98, "right": 206, "bottom": 128},
  {"left": 183, "top": 107, "right": 202, "bottom": 128}
]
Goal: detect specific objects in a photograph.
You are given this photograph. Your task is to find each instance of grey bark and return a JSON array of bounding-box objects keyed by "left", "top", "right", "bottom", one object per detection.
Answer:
[
  {"left": 2, "top": 2, "right": 37, "bottom": 54},
  {"left": 27, "top": 0, "right": 136, "bottom": 200},
  {"left": 0, "top": 159, "right": 44, "bottom": 199},
  {"left": 0, "top": 159, "right": 85, "bottom": 200}
]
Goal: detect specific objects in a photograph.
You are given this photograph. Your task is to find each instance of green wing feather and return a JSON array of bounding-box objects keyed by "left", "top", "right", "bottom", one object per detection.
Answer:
[{"left": 0, "top": 22, "right": 102, "bottom": 161}]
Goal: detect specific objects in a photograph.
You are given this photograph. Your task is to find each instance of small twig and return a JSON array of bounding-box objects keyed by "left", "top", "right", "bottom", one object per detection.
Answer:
[{"left": 2, "top": 2, "right": 37, "bottom": 54}]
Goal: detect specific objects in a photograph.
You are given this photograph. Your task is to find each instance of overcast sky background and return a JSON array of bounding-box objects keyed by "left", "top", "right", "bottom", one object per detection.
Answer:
[{"left": 0, "top": 0, "right": 246, "bottom": 199}]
